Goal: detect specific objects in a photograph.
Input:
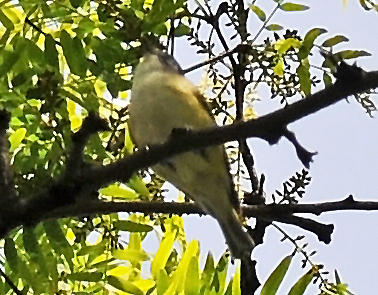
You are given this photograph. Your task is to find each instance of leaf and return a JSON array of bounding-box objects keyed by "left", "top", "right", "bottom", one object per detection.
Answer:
[
  {"left": 127, "top": 175, "right": 150, "bottom": 197},
  {"left": 260, "top": 255, "right": 293, "bottom": 295},
  {"left": 0, "top": 9, "right": 14, "bottom": 30},
  {"left": 151, "top": 230, "right": 176, "bottom": 277},
  {"left": 157, "top": 269, "right": 170, "bottom": 295},
  {"left": 114, "top": 220, "right": 153, "bottom": 232},
  {"left": 171, "top": 240, "right": 199, "bottom": 293},
  {"left": 67, "top": 272, "right": 103, "bottom": 282},
  {"left": 250, "top": 4, "right": 266, "bottom": 21},
  {"left": 297, "top": 59, "right": 311, "bottom": 95},
  {"left": 323, "top": 72, "right": 333, "bottom": 86},
  {"left": 337, "top": 49, "right": 371, "bottom": 59},
  {"left": 275, "top": 38, "right": 301, "bottom": 54},
  {"left": 322, "top": 35, "right": 349, "bottom": 47},
  {"left": 9, "top": 128, "right": 26, "bottom": 150},
  {"left": 274, "top": 58, "right": 284, "bottom": 77},
  {"left": 107, "top": 275, "right": 144, "bottom": 295},
  {"left": 43, "top": 220, "right": 74, "bottom": 268},
  {"left": 174, "top": 23, "right": 191, "bottom": 37},
  {"left": 23, "top": 227, "right": 48, "bottom": 276},
  {"left": 280, "top": 3, "right": 310, "bottom": 11},
  {"left": 70, "top": 0, "right": 84, "bottom": 8},
  {"left": 112, "top": 248, "right": 149, "bottom": 264},
  {"left": 265, "top": 24, "right": 283, "bottom": 31},
  {"left": 288, "top": 267, "right": 317, "bottom": 295},
  {"left": 60, "top": 30, "right": 87, "bottom": 76},
  {"left": 45, "top": 34, "right": 59, "bottom": 68},
  {"left": 184, "top": 257, "right": 200, "bottom": 295},
  {"left": 298, "top": 28, "right": 327, "bottom": 60},
  {"left": 4, "top": 238, "right": 19, "bottom": 272},
  {"left": 231, "top": 263, "right": 241, "bottom": 295},
  {"left": 99, "top": 183, "right": 138, "bottom": 199}
]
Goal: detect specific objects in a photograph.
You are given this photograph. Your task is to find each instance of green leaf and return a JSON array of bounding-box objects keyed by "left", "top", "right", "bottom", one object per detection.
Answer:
[
  {"left": 201, "top": 253, "right": 215, "bottom": 288},
  {"left": 107, "top": 275, "right": 144, "bottom": 295},
  {"left": 43, "top": 220, "right": 74, "bottom": 268},
  {"left": 0, "top": 50, "right": 19, "bottom": 76},
  {"left": 297, "top": 58, "right": 311, "bottom": 95},
  {"left": 288, "top": 267, "right": 317, "bottom": 295},
  {"left": 45, "top": 34, "right": 59, "bottom": 68},
  {"left": 23, "top": 227, "right": 49, "bottom": 276},
  {"left": 337, "top": 49, "right": 371, "bottom": 59},
  {"left": 60, "top": 30, "right": 87, "bottom": 76},
  {"left": 298, "top": 28, "right": 327, "bottom": 60},
  {"left": 174, "top": 23, "right": 191, "bottom": 37},
  {"left": 127, "top": 175, "right": 150, "bottom": 197},
  {"left": 77, "top": 243, "right": 107, "bottom": 257},
  {"left": 250, "top": 4, "right": 266, "bottom": 21},
  {"left": 4, "top": 238, "right": 19, "bottom": 272},
  {"left": 114, "top": 220, "right": 153, "bottom": 232},
  {"left": 67, "top": 272, "right": 103, "bottom": 282},
  {"left": 265, "top": 24, "right": 283, "bottom": 31},
  {"left": 280, "top": 3, "right": 310, "bottom": 11},
  {"left": 322, "top": 35, "right": 349, "bottom": 47},
  {"left": 151, "top": 230, "right": 176, "bottom": 277},
  {"left": 99, "top": 183, "right": 138, "bottom": 199},
  {"left": 70, "top": 0, "right": 84, "bottom": 8},
  {"left": 0, "top": 9, "right": 14, "bottom": 30},
  {"left": 323, "top": 72, "right": 333, "bottom": 86},
  {"left": 184, "top": 257, "right": 200, "bottom": 295},
  {"left": 261, "top": 255, "right": 293, "bottom": 295},
  {"left": 9, "top": 128, "right": 26, "bottom": 150}
]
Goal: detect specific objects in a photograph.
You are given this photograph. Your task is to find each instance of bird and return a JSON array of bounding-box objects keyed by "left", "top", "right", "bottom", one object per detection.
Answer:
[{"left": 128, "top": 49, "right": 255, "bottom": 259}]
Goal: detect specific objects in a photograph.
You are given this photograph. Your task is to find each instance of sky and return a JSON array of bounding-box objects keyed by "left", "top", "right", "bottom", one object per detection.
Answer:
[{"left": 165, "top": 0, "right": 378, "bottom": 294}]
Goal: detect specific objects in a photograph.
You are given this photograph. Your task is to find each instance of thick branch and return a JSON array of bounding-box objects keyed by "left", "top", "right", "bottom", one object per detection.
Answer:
[{"left": 0, "top": 70, "right": 377, "bottom": 237}]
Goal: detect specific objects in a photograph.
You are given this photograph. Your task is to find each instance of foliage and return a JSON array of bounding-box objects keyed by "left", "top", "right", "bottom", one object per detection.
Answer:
[{"left": 0, "top": 0, "right": 375, "bottom": 294}]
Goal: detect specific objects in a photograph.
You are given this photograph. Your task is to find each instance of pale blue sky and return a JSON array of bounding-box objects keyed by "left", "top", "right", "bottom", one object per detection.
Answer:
[{"left": 169, "top": 1, "right": 378, "bottom": 294}]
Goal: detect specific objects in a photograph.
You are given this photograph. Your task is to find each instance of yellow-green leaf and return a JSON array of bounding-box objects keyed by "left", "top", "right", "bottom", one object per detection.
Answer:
[
  {"left": 172, "top": 240, "right": 199, "bottom": 293},
  {"left": 112, "top": 248, "right": 149, "bottom": 264},
  {"left": 250, "top": 4, "right": 266, "bottom": 21},
  {"left": 274, "top": 58, "right": 284, "bottom": 77},
  {"left": 151, "top": 230, "right": 176, "bottom": 277},
  {"left": 9, "top": 128, "right": 26, "bottom": 150},
  {"left": 261, "top": 255, "right": 293, "bottom": 295},
  {"left": 157, "top": 269, "right": 170, "bottom": 295},
  {"left": 275, "top": 38, "right": 301, "bottom": 54},
  {"left": 280, "top": 3, "right": 310, "bottom": 11},
  {"left": 232, "top": 262, "right": 241, "bottom": 295},
  {"left": 185, "top": 256, "right": 200, "bottom": 295},
  {"left": 99, "top": 183, "right": 138, "bottom": 199}
]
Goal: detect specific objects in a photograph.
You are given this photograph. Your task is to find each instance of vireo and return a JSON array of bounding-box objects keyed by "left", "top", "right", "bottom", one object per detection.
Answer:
[{"left": 128, "top": 49, "right": 255, "bottom": 259}]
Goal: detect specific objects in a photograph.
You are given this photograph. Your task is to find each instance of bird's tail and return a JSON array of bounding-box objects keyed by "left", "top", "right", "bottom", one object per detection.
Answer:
[{"left": 217, "top": 210, "right": 255, "bottom": 259}]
